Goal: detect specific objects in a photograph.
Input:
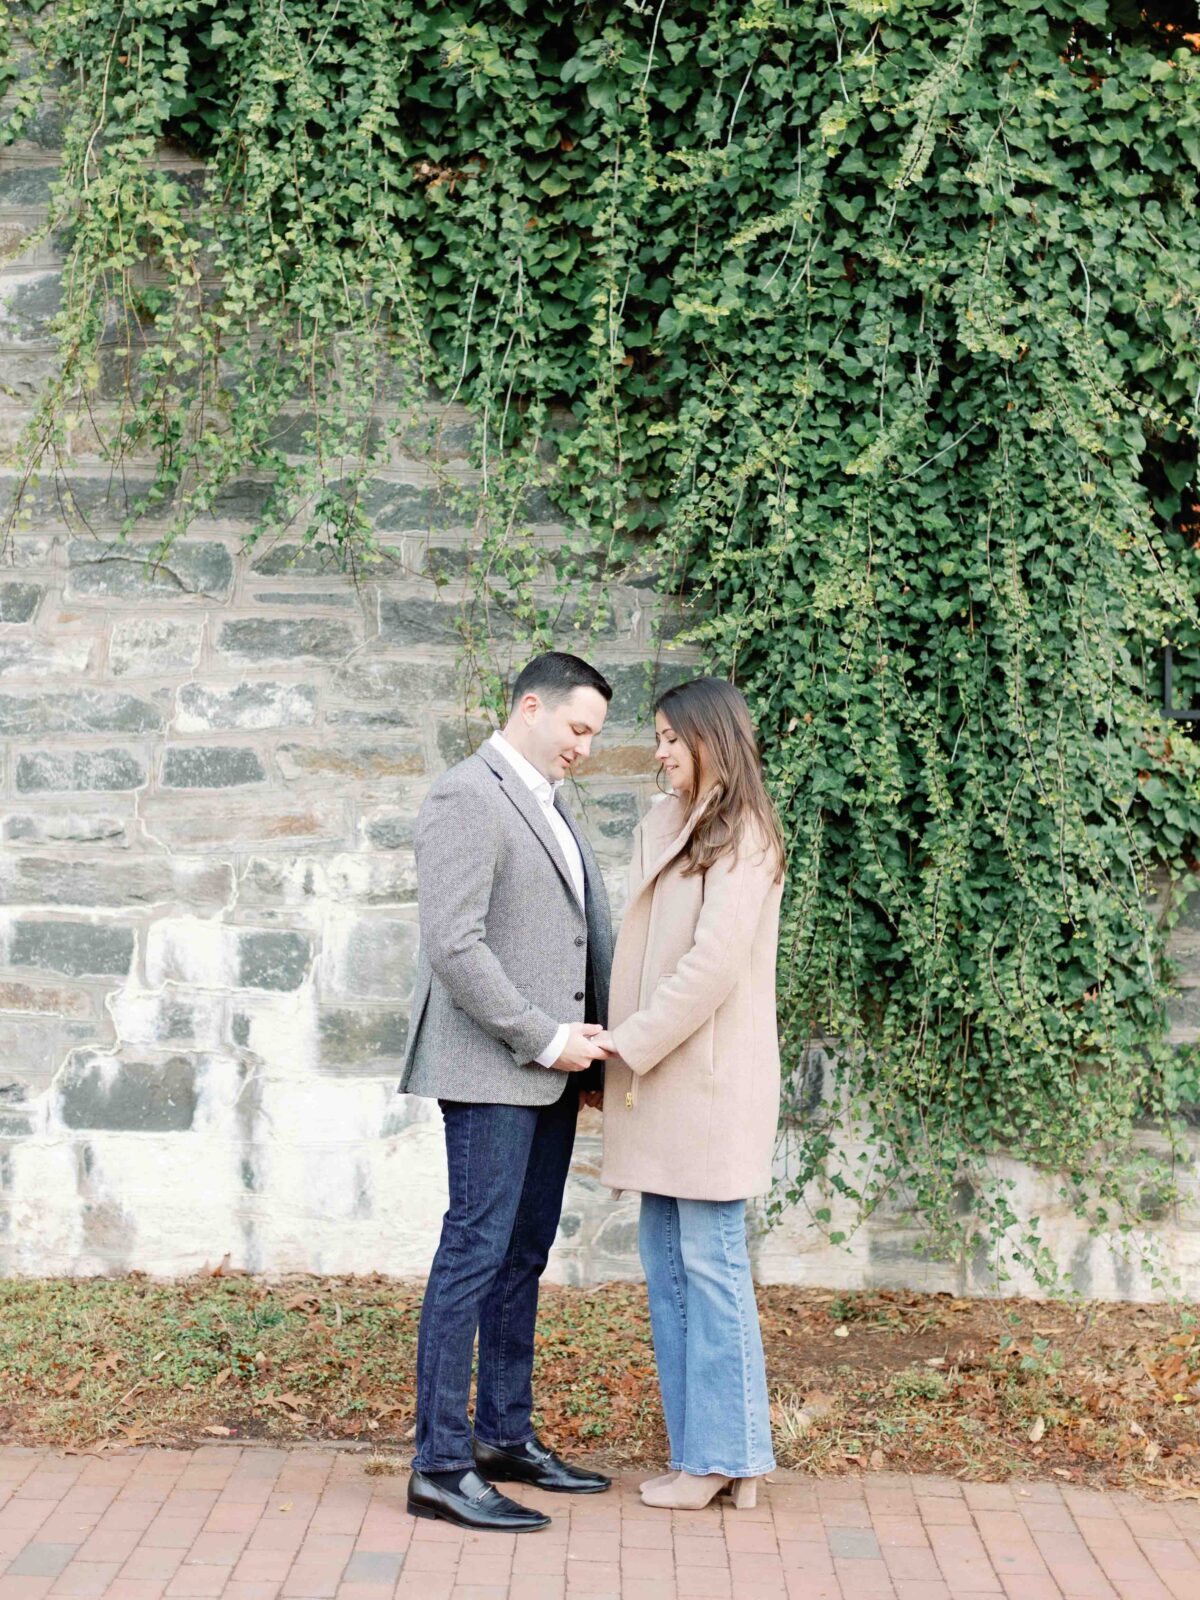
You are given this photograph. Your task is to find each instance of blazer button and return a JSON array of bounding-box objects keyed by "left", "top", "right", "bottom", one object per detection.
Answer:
[
  {"left": 575, "top": 991, "right": 585, "bottom": 1001},
  {"left": 574, "top": 935, "right": 585, "bottom": 947}
]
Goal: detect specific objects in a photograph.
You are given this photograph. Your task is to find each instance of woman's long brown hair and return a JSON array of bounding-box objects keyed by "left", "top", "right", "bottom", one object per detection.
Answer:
[{"left": 655, "top": 677, "right": 785, "bottom": 881}]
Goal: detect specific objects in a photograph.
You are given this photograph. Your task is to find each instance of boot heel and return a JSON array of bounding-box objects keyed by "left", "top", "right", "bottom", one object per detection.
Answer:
[{"left": 730, "top": 1477, "right": 757, "bottom": 1510}]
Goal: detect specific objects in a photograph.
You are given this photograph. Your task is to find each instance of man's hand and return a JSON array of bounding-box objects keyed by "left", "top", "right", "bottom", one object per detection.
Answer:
[
  {"left": 552, "top": 1022, "right": 612, "bottom": 1073},
  {"left": 589, "top": 1029, "right": 618, "bottom": 1058}
]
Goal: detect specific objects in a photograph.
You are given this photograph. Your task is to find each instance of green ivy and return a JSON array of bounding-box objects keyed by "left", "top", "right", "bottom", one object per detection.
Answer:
[{"left": 5, "top": 0, "right": 1200, "bottom": 1287}]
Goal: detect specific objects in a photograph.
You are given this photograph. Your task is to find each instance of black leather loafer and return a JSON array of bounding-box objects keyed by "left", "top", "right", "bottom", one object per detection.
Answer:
[
  {"left": 407, "top": 1468, "right": 550, "bottom": 1531},
  {"left": 473, "top": 1436, "right": 612, "bottom": 1494}
]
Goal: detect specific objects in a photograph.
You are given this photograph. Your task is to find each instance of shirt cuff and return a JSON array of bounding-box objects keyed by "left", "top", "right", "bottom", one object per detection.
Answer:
[{"left": 535, "top": 1023, "right": 570, "bottom": 1068}]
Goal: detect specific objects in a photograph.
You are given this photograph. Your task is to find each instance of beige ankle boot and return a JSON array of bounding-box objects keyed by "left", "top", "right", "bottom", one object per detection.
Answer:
[
  {"left": 638, "top": 1469, "right": 679, "bottom": 1493},
  {"left": 640, "top": 1471, "right": 758, "bottom": 1510}
]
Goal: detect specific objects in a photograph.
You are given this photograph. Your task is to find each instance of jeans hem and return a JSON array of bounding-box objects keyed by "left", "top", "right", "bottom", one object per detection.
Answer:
[
  {"left": 473, "top": 1432, "right": 535, "bottom": 1451},
  {"left": 675, "top": 1461, "right": 776, "bottom": 1478},
  {"left": 412, "top": 1458, "right": 476, "bottom": 1473}
]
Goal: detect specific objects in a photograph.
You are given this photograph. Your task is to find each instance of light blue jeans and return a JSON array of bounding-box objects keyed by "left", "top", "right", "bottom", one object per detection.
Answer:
[{"left": 639, "top": 1193, "right": 776, "bottom": 1478}]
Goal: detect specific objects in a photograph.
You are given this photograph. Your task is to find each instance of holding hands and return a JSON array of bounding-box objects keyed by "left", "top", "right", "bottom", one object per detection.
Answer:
[{"left": 552, "top": 1022, "right": 613, "bottom": 1072}]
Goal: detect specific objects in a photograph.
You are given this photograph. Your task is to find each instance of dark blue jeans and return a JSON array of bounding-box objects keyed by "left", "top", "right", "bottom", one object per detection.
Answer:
[{"left": 412, "top": 1082, "right": 579, "bottom": 1472}]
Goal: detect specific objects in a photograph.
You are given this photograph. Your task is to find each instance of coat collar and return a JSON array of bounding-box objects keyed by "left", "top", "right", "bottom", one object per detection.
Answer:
[
  {"left": 476, "top": 740, "right": 584, "bottom": 909},
  {"left": 630, "top": 794, "right": 705, "bottom": 904}
]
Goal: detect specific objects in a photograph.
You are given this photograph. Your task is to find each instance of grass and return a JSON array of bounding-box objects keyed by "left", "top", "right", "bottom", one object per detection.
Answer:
[{"left": 2, "top": 1275, "right": 1200, "bottom": 1494}]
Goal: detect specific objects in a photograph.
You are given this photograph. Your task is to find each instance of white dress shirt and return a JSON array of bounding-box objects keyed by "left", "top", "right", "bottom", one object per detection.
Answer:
[{"left": 488, "top": 731, "right": 586, "bottom": 1068}]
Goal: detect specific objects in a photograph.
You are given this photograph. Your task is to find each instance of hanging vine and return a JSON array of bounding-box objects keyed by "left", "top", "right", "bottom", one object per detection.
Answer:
[{"left": 4, "top": 0, "right": 1200, "bottom": 1286}]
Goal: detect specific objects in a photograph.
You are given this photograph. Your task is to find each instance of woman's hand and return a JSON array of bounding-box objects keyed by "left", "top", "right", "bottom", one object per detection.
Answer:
[{"left": 590, "top": 1030, "right": 617, "bottom": 1057}]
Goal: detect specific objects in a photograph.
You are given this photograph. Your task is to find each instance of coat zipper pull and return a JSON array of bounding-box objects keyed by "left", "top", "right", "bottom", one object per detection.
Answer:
[{"left": 625, "top": 1091, "right": 633, "bottom": 1108}]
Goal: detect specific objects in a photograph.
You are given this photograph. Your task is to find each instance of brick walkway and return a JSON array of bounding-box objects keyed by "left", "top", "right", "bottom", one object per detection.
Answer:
[{"left": 1, "top": 1447, "right": 1198, "bottom": 1600}]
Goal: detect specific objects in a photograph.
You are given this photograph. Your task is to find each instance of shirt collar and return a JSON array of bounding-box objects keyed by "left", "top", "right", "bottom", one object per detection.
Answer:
[{"left": 489, "top": 730, "right": 561, "bottom": 805}]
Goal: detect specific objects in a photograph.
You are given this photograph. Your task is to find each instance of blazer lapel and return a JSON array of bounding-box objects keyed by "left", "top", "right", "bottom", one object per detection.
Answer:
[{"left": 477, "top": 742, "right": 581, "bottom": 908}]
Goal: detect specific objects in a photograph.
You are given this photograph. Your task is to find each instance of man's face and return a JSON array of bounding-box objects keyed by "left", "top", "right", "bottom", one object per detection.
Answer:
[{"left": 520, "top": 686, "right": 609, "bottom": 782}]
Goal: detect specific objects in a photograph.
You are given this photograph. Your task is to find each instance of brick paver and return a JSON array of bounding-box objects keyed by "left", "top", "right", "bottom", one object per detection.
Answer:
[{"left": 3, "top": 1450, "right": 1200, "bottom": 1599}]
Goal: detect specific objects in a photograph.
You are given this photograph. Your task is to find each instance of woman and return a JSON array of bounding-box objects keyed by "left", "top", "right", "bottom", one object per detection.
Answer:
[{"left": 593, "top": 677, "right": 786, "bottom": 1511}]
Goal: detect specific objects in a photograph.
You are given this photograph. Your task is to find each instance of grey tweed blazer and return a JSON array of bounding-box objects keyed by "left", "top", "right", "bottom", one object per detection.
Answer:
[{"left": 399, "top": 740, "right": 613, "bottom": 1106}]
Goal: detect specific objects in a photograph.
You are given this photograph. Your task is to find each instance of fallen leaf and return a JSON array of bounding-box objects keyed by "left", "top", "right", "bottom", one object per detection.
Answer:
[
  {"left": 1029, "top": 1416, "right": 1045, "bottom": 1443},
  {"left": 202, "top": 1425, "right": 233, "bottom": 1438},
  {"left": 869, "top": 1448, "right": 885, "bottom": 1470},
  {"left": 834, "top": 1326, "right": 850, "bottom": 1340}
]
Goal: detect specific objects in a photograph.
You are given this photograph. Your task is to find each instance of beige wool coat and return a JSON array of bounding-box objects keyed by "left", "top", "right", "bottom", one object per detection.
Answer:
[{"left": 601, "top": 793, "right": 785, "bottom": 1202}]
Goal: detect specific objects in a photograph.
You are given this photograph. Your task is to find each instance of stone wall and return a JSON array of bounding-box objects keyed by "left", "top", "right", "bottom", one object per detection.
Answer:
[
  {"left": 0, "top": 499, "right": 687, "bottom": 1280},
  {"left": 5, "top": 101, "right": 1200, "bottom": 1300}
]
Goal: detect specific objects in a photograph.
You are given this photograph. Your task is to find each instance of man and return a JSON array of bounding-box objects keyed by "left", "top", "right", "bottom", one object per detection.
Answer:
[{"left": 399, "top": 652, "right": 615, "bottom": 1533}]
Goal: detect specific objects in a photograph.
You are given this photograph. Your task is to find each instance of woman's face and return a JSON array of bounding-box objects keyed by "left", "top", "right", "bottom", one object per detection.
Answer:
[{"left": 654, "top": 711, "right": 697, "bottom": 798}]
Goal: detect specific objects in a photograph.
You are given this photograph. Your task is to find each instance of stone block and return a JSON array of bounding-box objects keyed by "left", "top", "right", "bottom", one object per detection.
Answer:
[
  {"left": 0, "top": 169, "right": 55, "bottom": 206},
  {"left": 110, "top": 988, "right": 224, "bottom": 1050},
  {"left": 145, "top": 919, "right": 311, "bottom": 993},
  {"left": 780, "top": 1047, "right": 830, "bottom": 1121},
  {"left": 4, "top": 535, "right": 56, "bottom": 568},
  {"left": 0, "top": 856, "right": 232, "bottom": 909},
  {"left": 66, "top": 539, "right": 233, "bottom": 600},
  {"left": 1169, "top": 987, "right": 1200, "bottom": 1044},
  {"left": 0, "top": 1015, "right": 86, "bottom": 1099},
  {"left": 333, "top": 652, "right": 460, "bottom": 703},
  {"left": 240, "top": 853, "right": 417, "bottom": 907},
  {"left": 0, "top": 581, "right": 43, "bottom": 622},
  {"left": 161, "top": 746, "right": 267, "bottom": 788},
  {"left": 326, "top": 705, "right": 415, "bottom": 729},
  {"left": 3, "top": 811, "right": 129, "bottom": 847},
  {"left": 0, "top": 636, "right": 92, "bottom": 677},
  {"left": 191, "top": 477, "right": 275, "bottom": 524},
  {"left": 276, "top": 742, "right": 424, "bottom": 781},
  {"left": 136, "top": 794, "right": 348, "bottom": 851},
  {"left": 55, "top": 1051, "right": 198, "bottom": 1132},
  {"left": 237, "top": 929, "right": 311, "bottom": 991},
  {"left": 0, "top": 473, "right": 166, "bottom": 527},
  {"left": 0, "top": 689, "right": 162, "bottom": 734},
  {"left": 419, "top": 541, "right": 472, "bottom": 580},
  {"left": 580, "top": 789, "right": 641, "bottom": 843},
  {"left": 216, "top": 617, "right": 357, "bottom": 662},
  {"left": 249, "top": 542, "right": 342, "bottom": 575},
  {"left": 0, "top": 270, "right": 62, "bottom": 345},
  {"left": 109, "top": 618, "right": 204, "bottom": 677},
  {"left": 436, "top": 716, "right": 493, "bottom": 768},
  {"left": 321, "top": 915, "right": 419, "bottom": 1002},
  {"left": 174, "top": 681, "right": 318, "bottom": 732},
  {"left": 4, "top": 99, "right": 66, "bottom": 153},
  {"left": 359, "top": 479, "right": 453, "bottom": 530},
  {"left": 600, "top": 659, "right": 695, "bottom": 725},
  {"left": 144, "top": 917, "right": 226, "bottom": 987},
  {"left": 0, "top": 980, "right": 95, "bottom": 1018},
  {"left": 317, "top": 1008, "right": 409, "bottom": 1076},
  {"left": 358, "top": 807, "right": 417, "bottom": 851},
  {"left": 8, "top": 919, "right": 134, "bottom": 978},
  {"left": 16, "top": 748, "right": 145, "bottom": 792},
  {"left": 574, "top": 741, "right": 656, "bottom": 777},
  {"left": 379, "top": 594, "right": 476, "bottom": 646},
  {"left": 251, "top": 589, "right": 357, "bottom": 607}
]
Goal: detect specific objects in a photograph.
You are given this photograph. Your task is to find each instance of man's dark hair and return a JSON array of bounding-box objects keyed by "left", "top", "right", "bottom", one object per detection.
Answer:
[{"left": 510, "top": 652, "right": 612, "bottom": 709}]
